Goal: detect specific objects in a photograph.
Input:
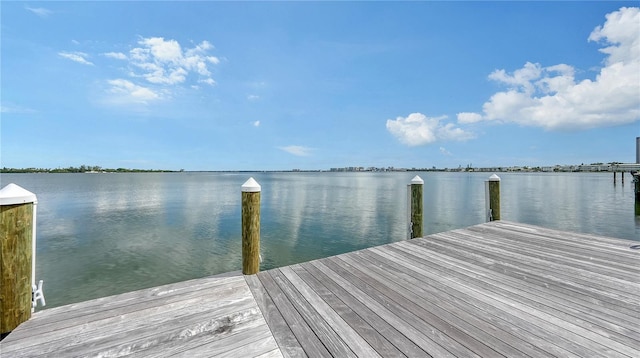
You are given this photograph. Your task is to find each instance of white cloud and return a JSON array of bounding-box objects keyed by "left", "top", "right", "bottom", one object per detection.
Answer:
[
  {"left": 0, "top": 103, "right": 37, "bottom": 114},
  {"left": 87, "top": 37, "right": 220, "bottom": 107},
  {"left": 140, "top": 37, "right": 182, "bottom": 63},
  {"left": 25, "top": 6, "right": 53, "bottom": 18},
  {"left": 253, "top": 120, "right": 261, "bottom": 127},
  {"left": 386, "top": 113, "right": 474, "bottom": 146},
  {"left": 59, "top": 51, "right": 94, "bottom": 66},
  {"left": 106, "top": 79, "right": 161, "bottom": 105},
  {"left": 104, "top": 52, "right": 127, "bottom": 60},
  {"left": 460, "top": 7, "right": 640, "bottom": 131},
  {"left": 439, "top": 147, "right": 452, "bottom": 156},
  {"left": 127, "top": 37, "right": 219, "bottom": 86},
  {"left": 457, "top": 112, "right": 483, "bottom": 124},
  {"left": 279, "top": 145, "right": 313, "bottom": 156},
  {"left": 488, "top": 62, "right": 542, "bottom": 95},
  {"left": 247, "top": 95, "right": 260, "bottom": 101},
  {"left": 199, "top": 78, "right": 216, "bottom": 86},
  {"left": 589, "top": 7, "right": 639, "bottom": 64}
]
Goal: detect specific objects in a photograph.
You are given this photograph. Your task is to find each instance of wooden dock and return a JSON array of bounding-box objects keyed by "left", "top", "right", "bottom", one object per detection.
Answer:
[{"left": 1, "top": 221, "right": 639, "bottom": 357}]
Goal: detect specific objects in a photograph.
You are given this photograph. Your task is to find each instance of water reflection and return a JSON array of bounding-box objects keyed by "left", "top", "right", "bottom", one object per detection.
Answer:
[
  {"left": 257, "top": 173, "right": 409, "bottom": 268},
  {"left": 426, "top": 173, "right": 486, "bottom": 233},
  {"left": 1, "top": 171, "right": 638, "bottom": 308}
]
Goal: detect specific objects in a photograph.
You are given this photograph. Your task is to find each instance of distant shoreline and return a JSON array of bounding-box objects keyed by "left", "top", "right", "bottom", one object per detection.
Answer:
[
  {"left": 0, "top": 167, "right": 179, "bottom": 174},
  {"left": 2, "top": 163, "right": 639, "bottom": 174}
]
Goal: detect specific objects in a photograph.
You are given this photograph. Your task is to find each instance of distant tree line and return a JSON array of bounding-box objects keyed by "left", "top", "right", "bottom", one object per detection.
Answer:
[{"left": 1, "top": 165, "right": 179, "bottom": 173}]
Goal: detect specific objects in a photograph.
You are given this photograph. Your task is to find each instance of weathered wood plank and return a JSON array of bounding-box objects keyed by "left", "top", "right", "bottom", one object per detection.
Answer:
[
  {"left": 1, "top": 274, "right": 281, "bottom": 358},
  {"left": 492, "top": 221, "right": 638, "bottom": 249},
  {"left": 245, "top": 274, "right": 306, "bottom": 358},
  {"left": 447, "top": 227, "right": 640, "bottom": 288},
  {"left": 256, "top": 271, "right": 331, "bottom": 358},
  {"left": 280, "top": 265, "right": 381, "bottom": 357},
  {"left": 290, "top": 264, "right": 406, "bottom": 357},
  {"left": 472, "top": 222, "right": 639, "bottom": 260},
  {"left": 341, "top": 249, "right": 555, "bottom": 357},
  {"left": 3, "top": 278, "right": 252, "bottom": 351},
  {"left": 457, "top": 226, "right": 639, "bottom": 280},
  {"left": 331, "top": 253, "right": 504, "bottom": 357},
  {"left": 255, "top": 348, "right": 287, "bottom": 358},
  {"left": 4, "top": 298, "right": 258, "bottom": 357},
  {"left": 364, "top": 246, "right": 599, "bottom": 357},
  {"left": 2, "top": 222, "right": 638, "bottom": 358},
  {"left": 429, "top": 231, "right": 640, "bottom": 307},
  {"left": 300, "top": 261, "right": 428, "bottom": 357},
  {"left": 407, "top": 234, "right": 640, "bottom": 328},
  {"left": 170, "top": 323, "right": 279, "bottom": 358},
  {"left": 317, "top": 258, "right": 465, "bottom": 357},
  {"left": 15, "top": 274, "right": 247, "bottom": 331},
  {"left": 139, "top": 308, "right": 276, "bottom": 357},
  {"left": 393, "top": 240, "right": 640, "bottom": 346},
  {"left": 483, "top": 221, "right": 640, "bottom": 261},
  {"left": 433, "top": 229, "right": 638, "bottom": 297},
  {"left": 370, "top": 243, "right": 637, "bottom": 358},
  {"left": 309, "top": 260, "right": 441, "bottom": 357},
  {"left": 270, "top": 269, "right": 358, "bottom": 358}
]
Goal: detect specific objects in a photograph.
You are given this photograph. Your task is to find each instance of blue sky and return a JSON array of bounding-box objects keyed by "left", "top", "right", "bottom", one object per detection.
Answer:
[{"left": 2, "top": 1, "right": 639, "bottom": 171}]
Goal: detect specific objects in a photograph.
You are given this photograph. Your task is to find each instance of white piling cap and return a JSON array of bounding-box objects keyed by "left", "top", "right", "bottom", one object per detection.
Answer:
[
  {"left": 0, "top": 183, "right": 37, "bottom": 205},
  {"left": 488, "top": 174, "right": 501, "bottom": 181},
  {"left": 411, "top": 175, "right": 424, "bottom": 185},
  {"left": 241, "top": 177, "right": 261, "bottom": 192}
]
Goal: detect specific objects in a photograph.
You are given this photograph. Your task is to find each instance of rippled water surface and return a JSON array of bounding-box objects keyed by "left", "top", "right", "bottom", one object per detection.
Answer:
[{"left": 2, "top": 171, "right": 638, "bottom": 308}]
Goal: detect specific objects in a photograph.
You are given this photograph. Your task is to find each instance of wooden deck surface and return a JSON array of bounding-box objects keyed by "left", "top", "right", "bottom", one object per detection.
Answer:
[
  {"left": 1, "top": 274, "right": 281, "bottom": 357},
  {"left": 1, "top": 221, "right": 639, "bottom": 357},
  {"left": 249, "top": 221, "right": 640, "bottom": 358}
]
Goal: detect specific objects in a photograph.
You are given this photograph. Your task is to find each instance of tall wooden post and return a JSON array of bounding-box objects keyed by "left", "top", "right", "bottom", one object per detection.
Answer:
[
  {"left": 1, "top": 184, "right": 37, "bottom": 336},
  {"left": 410, "top": 175, "right": 424, "bottom": 238},
  {"left": 614, "top": 171, "right": 617, "bottom": 184},
  {"left": 485, "top": 174, "right": 501, "bottom": 221},
  {"left": 241, "top": 178, "right": 261, "bottom": 275}
]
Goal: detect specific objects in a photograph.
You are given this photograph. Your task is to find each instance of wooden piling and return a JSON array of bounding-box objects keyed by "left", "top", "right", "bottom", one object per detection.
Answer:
[
  {"left": 0, "top": 184, "right": 37, "bottom": 335},
  {"left": 410, "top": 176, "right": 424, "bottom": 238},
  {"left": 241, "top": 178, "right": 261, "bottom": 275},
  {"left": 486, "top": 174, "right": 501, "bottom": 221},
  {"left": 614, "top": 171, "right": 617, "bottom": 184},
  {"left": 634, "top": 172, "right": 640, "bottom": 215}
]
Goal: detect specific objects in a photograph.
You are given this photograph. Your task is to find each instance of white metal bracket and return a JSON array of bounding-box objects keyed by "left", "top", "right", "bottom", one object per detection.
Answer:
[{"left": 32, "top": 280, "right": 46, "bottom": 308}]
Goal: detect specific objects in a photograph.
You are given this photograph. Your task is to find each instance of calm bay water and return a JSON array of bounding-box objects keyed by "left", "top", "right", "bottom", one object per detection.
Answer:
[{"left": 2, "top": 171, "right": 638, "bottom": 308}]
